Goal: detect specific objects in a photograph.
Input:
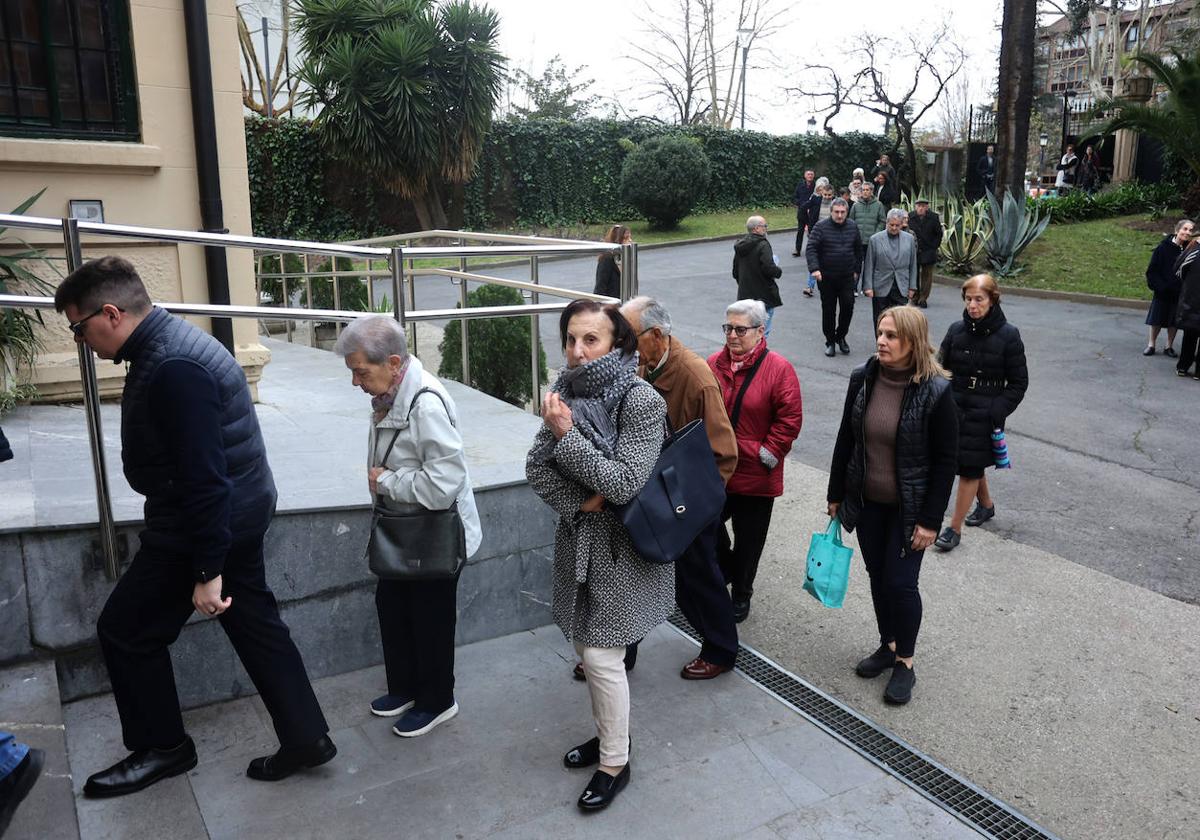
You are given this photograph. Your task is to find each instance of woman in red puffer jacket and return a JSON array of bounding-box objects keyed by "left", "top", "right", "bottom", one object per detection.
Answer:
[{"left": 707, "top": 299, "right": 803, "bottom": 623}]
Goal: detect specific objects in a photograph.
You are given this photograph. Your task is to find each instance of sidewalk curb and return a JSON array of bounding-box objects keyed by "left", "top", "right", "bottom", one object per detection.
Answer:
[{"left": 930, "top": 273, "right": 1146, "bottom": 310}]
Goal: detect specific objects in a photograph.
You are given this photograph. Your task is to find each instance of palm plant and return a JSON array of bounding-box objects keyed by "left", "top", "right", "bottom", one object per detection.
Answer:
[
  {"left": 1094, "top": 46, "right": 1200, "bottom": 214},
  {"left": 294, "top": 0, "right": 505, "bottom": 231},
  {"left": 1, "top": 189, "right": 59, "bottom": 393},
  {"left": 983, "top": 188, "right": 1051, "bottom": 277}
]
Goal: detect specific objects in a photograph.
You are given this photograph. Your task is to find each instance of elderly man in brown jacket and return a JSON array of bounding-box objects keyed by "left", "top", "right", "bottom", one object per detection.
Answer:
[{"left": 621, "top": 297, "right": 740, "bottom": 679}]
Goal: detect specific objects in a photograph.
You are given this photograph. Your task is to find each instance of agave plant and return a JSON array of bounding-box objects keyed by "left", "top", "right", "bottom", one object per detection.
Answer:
[
  {"left": 937, "top": 194, "right": 989, "bottom": 275},
  {"left": 983, "top": 188, "right": 1051, "bottom": 277},
  {"left": 1, "top": 189, "right": 59, "bottom": 392}
]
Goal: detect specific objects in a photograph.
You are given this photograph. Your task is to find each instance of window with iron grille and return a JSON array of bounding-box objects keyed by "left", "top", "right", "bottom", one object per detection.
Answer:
[{"left": 0, "top": 0, "right": 138, "bottom": 140}]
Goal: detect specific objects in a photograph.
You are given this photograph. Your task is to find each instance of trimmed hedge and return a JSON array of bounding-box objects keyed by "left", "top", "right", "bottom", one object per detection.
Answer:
[
  {"left": 620, "top": 135, "right": 712, "bottom": 229},
  {"left": 1035, "top": 180, "right": 1182, "bottom": 224}
]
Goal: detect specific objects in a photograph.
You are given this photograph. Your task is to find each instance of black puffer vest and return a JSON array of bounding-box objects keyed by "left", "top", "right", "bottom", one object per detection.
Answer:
[
  {"left": 118, "top": 307, "right": 276, "bottom": 539},
  {"left": 939, "top": 304, "right": 1028, "bottom": 468},
  {"left": 838, "top": 359, "right": 951, "bottom": 545}
]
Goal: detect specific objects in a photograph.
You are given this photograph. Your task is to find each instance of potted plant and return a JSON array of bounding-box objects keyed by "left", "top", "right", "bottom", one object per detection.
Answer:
[{"left": 0, "top": 189, "right": 59, "bottom": 407}]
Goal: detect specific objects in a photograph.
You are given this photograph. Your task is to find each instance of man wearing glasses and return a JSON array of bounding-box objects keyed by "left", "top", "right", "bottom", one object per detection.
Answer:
[
  {"left": 55, "top": 256, "right": 334, "bottom": 798},
  {"left": 732, "top": 216, "right": 784, "bottom": 335}
]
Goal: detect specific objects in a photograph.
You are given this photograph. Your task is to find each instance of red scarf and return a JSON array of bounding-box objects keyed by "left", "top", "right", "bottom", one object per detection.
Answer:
[{"left": 729, "top": 338, "right": 766, "bottom": 373}]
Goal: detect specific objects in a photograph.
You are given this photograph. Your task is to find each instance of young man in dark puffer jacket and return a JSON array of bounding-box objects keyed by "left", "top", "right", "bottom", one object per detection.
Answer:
[{"left": 806, "top": 198, "right": 863, "bottom": 358}]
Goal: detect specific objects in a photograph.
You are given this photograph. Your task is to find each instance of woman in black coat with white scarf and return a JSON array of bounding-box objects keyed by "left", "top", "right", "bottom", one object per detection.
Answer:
[
  {"left": 934, "top": 275, "right": 1028, "bottom": 551},
  {"left": 1143, "top": 220, "right": 1193, "bottom": 357}
]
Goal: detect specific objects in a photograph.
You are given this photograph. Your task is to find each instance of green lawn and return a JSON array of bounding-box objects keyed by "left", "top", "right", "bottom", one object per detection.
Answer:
[
  {"left": 616, "top": 205, "right": 796, "bottom": 245},
  {"left": 1005, "top": 213, "right": 1176, "bottom": 300}
]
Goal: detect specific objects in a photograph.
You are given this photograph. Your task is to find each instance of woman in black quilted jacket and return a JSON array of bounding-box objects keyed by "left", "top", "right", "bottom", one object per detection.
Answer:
[{"left": 935, "top": 275, "right": 1029, "bottom": 551}]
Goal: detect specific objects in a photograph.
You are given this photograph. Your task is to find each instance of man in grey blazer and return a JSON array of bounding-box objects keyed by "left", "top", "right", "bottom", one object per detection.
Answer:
[{"left": 861, "top": 208, "right": 918, "bottom": 326}]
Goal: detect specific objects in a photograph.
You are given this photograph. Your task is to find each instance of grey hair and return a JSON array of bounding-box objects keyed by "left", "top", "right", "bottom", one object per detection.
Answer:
[
  {"left": 853, "top": 167, "right": 865, "bottom": 177},
  {"left": 622, "top": 295, "right": 671, "bottom": 334},
  {"left": 745, "top": 215, "right": 767, "bottom": 232},
  {"left": 332, "top": 315, "right": 409, "bottom": 363},
  {"left": 815, "top": 176, "right": 830, "bottom": 188},
  {"left": 887, "top": 208, "right": 908, "bottom": 223},
  {"left": 860, "top": 181, "right": 874, "bottom": 192},
  {"left": 725, "top": 299, "right": 767, "bottom": 328},
  {"left": 1176, "top": 219, "right": 1195, "bottom": 234},
  {"left": 831, "top": 197, "right": 849, "bottom": 209}
]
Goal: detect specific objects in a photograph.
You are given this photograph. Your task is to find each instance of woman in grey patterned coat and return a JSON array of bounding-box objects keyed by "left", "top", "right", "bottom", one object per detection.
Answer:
[{"left": 526, "top": 299, "right": 672, "bottom": 813}]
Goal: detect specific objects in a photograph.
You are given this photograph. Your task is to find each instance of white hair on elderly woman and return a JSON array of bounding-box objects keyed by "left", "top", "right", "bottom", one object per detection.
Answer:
[
  {"left": 332, "top": 315, "right": 409, "bottom": 363},
  {"left": 725, "top": 299, "right": 767, "bottom": 327},
  {"left": 815, "top": 176, "right": 831, "bottom": 188},
  {"left": 886, "top": 208, "right": 908, "bottom": 224}
]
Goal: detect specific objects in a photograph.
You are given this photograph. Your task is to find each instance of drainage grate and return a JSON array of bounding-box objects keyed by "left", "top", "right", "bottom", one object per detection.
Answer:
[{"left": 668, "top": 612, "right": 1060, "bottom": 840}]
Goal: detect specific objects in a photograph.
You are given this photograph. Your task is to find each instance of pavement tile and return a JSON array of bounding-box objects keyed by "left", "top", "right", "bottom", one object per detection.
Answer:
[{"left": 744, "top": 721, "right": 881, "bottom": 798}]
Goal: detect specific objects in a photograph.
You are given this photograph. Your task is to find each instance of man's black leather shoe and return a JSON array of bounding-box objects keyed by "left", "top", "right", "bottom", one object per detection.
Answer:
[
  {"left": 246, "top": 734, "right": 337, "bottom": 782},
  {"left": 83, "top": 738, "right": 197, "bottom": 798},
  {"left": 732, "top": 598, "right": 750, "bottom": 623},
  {"left": 577, "top": 764, "right": 630, "bottom": 812},
  {"left": 0, "top": 748, "right": 44, "bottom": 834},
  {"left": 824, "top": 343, "right": 836, "bottom": 358},
  {"left": 838, "top": 339, "right": 851, "bottom": 355}
]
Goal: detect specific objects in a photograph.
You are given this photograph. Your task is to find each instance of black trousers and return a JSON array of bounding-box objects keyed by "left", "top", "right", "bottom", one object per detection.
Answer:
[
  {"left": 870, "top": 282, "right": 907, "bottom": 326},
  {"left": 855, "top": 501, "right": 925, "bottom": 659},
  {"left": 1177, "top": 330, "right": 1200, "bottom": 375},
  {"left": 819, "top": 274, "right": 856, "bottom": 344},
  {"left": 376, "top": 572, "right": 460, "bottom": 713},
  {"left": 675, "top": 518, "right": 738, "bottom": 668},
  {"left": 717, "top": 494, "right": 776, "bottom": 601},
  {"left": 97, "top": 536, "right": 328, "bottom": 751},
  {"left": 795, "top": 216, "right": 806, "bottom": 254}
]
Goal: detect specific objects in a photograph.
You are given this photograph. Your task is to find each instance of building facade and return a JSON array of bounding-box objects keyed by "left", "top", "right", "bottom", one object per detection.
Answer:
[{"left": 0, "top": 0, "right": 267, "bottom": 400}]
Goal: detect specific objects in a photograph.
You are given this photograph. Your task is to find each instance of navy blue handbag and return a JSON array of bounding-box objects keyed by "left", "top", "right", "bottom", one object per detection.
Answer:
[{"left": 615, "top": 417, "right": 726, "bottom": 565}]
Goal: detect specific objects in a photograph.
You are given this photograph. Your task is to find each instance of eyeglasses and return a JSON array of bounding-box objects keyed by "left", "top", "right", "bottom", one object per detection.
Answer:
[
  {"left": 68, "top": 305, "right": 122, "bottom": 336},
  {"left": 722, "top": 324, "right": 760, "bottom": 336}
]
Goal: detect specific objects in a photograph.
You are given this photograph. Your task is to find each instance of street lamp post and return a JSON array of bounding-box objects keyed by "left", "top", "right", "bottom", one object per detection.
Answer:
[
  {"left": 1060, "top": 90, "right": 1077, "bottom": 157},
  {"left": 806, "top": 116, "right": 817, "bottom": 134},
  {"left": 1039, "top": 131, "right": 1048, "bottom": 169},
  {"left": 737, "top": 27, "right": 754, "bottom": 129}
]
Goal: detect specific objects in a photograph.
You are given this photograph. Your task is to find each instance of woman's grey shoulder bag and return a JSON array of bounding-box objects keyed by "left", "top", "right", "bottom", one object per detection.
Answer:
[{"left": 366, "top": 387, "right": 467, "bottom": 580}]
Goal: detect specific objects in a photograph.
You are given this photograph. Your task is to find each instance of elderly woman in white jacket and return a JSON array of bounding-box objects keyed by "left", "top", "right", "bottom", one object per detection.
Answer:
[{"left": 334, "top": 316, "right": 481, "bottom": 738}]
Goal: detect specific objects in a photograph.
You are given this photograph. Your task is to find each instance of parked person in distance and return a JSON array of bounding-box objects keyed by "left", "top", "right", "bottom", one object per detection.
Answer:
[
  {"left": 848, "top": 182, "right": 887, "bottom": 249},
  {"left": 849, "top": 168, "right": 867, "bottom": 203},
  {"left": 861, "top": 208, "right": 918, "bottom": 325},
  {"left": 525, "top": 300, "right": 672, "bottom": 812},
  {"left": 1174, "top": 238, "right": 1200, "bottom": 380},
  {"left": 1055, "top": 143, "right": 1078, "bottom": 193},
  {"left": 594, "top": 224, "right": 631, "bottom": 298},
  {"left": 1077, "top": 145, "right": 1100, "bottom": 194},
  {"left": 1143, "top": 220, "right": 1193, "bottom": 357},
  {"left": 977, "top": 144, "right": 996, "bottom": 195},
  {"left": 620, "top": 297, "right": 740, "bottom": 680},
  {"left": 56, "top": 257, "right": 333, "bottom": 797},
  {"left": 934, "top": 275, "right": 1029, "bottom": 551},
  {"left": 792, "top": 170, "right": 818, "bottom": 257},
  {"left": 708, "top": 299, "right": 803, "bottom": 623},
  {"left": 873, "top": 170, "right": 898, "bottom": 211},
  {"left": 733, "top": 215, "right": 784, "bottom": 335},
  {"left": 807, "top": 198, "right": 863, "bottom": 357},
  {"left": 801, "top": 180, "right": 835, "bottom": 298},
  {"left": 334, "top": 316, "right": 481, "bottom": 736},
  {"left": 907, "top": 199, "right": 944, "bottom": 309},
  {"left": 827, "top": 306, "right": 958, "bottom": 705}
]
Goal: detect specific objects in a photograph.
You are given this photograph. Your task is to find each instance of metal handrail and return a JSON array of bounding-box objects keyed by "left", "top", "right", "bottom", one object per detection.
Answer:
[
  {"left": 349, "top": 228, "right": 607, "bottom": 247},
  {"left": 0, "top": 214, "right": 632, "bottom": 583}
]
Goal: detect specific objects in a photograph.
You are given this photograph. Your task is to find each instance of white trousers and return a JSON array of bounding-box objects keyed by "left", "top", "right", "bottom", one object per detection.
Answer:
[{"left": 574, "top": 643, "right": 631, "bottom": 767}]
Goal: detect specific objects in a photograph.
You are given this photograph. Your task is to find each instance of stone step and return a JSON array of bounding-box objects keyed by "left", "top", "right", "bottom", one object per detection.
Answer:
[{"left": 0, "top": 659, "right": 79, "bottom": 839}]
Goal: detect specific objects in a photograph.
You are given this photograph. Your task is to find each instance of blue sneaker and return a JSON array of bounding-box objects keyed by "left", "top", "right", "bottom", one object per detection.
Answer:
[
  {"left": 391, "top": 701, "right": 459, "bottom": 737},
  {"left": 370, "top": 694, "right": 415, "bottom": 717}
]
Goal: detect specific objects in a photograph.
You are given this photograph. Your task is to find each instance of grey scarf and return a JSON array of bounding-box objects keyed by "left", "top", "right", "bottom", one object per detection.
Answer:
[{"left": 530, "top": 349, "right": 639, "bottom": 464}]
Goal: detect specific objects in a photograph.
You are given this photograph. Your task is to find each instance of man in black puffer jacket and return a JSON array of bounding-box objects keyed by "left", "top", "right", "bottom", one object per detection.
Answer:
[
  {"left": 935, "top": 275, "right": 1028, "bottom": 550},
  {"left": 733, "top": 215, "right": 784, "bottom": 334},
  {"left": 806, "top": 198, "right": 863, "bottom": 357},
  {"left": 55, "top": 257, "right": 334, "bottom": 799}
]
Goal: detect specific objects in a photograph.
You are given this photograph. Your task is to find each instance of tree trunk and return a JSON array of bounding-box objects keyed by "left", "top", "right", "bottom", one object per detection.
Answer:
[
  {"left": 996, "top": 0, "right": 1037, "bottom": 198},
  {"left": 410, "top": 189, "right": 449, "bottom": 233}
]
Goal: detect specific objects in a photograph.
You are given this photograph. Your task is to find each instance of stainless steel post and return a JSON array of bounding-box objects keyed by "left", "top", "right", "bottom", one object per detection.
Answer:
[
  {"left": 406, "top": 256, "right": 417, "bottom": 356},
  {"left": 628, "top": 242, "right": 639, "bottom": 298},
  {"left": 390, "top": 247, "right": 407, "bottom": 347},
  {"left": 619, "top": 242, "right": 633, "bottom": 301},
  {"left": 459, "top": 245, "right": 470, "bottom": 385},
  {"left": 62, "top": 218, "right": 122, "bottom": 580},
  {"left": 529, "top": 255, "right": 540, "bottom": 414}
]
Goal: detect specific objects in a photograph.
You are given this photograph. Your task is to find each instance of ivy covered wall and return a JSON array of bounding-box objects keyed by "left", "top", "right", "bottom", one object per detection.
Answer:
[{"left": 245, "top": 116, "right": 891, "bottom": 238}]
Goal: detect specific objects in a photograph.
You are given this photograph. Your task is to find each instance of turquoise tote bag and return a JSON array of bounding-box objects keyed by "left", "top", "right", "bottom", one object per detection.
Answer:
[{"left": 802, "top": 518, "right": 853, "bottom": 608}]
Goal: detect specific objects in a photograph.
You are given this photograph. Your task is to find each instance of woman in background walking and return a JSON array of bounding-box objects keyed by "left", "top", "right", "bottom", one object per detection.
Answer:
[
  {"left": 594, "top": 225, "right": 632, "bottom": 298},
  {"left": 1143, "top": 220, "right": 1193, "bottom": 357}
]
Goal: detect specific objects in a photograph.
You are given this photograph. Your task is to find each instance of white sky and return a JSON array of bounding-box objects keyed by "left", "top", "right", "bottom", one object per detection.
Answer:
[{"left": 494, "top": 0, "right": 1005, "bottom": 135}]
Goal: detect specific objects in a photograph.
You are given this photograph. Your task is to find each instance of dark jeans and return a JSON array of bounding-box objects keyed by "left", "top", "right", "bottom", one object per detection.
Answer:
[
  {"left": 97, "top": 536, "right": 328, "bottom": 751},
  {"left": 676, "top": 518, "right": 738, "bottom": 668},
  {"left": 376, "top": 571, "right": 461, "bottom": 713},
  {"left": 1178, "top": 330, "right": 1200, "bottom": 375},
  {"left": 870, "top": 282, "right": 907, "bottom": 326},
  {"left": 818, "top": 273, "right": 856, "bottom": 344},
  {"left": 717, "top": 494, "right": 776, "bottom": 601},
  {"left": 855, "top": 501, "right": 925, "bottom": 659},
  {"left": 0, "top": 732, "right": 27, "bottom": 779},
  {"left": 795, "top": 216, "right": 806, "bottom": 254}
]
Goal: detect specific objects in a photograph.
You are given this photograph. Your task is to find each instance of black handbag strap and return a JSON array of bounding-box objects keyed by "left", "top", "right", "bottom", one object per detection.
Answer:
[
  {"left": 373, "top": 387, "right": 457, "bottom": 480},
  {"left": 729, "top": 350, "right": 770, "bottom": 431}
]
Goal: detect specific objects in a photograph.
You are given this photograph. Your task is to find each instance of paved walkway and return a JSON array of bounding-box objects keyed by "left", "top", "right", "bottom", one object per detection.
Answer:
[{"left": 59, "top": 625, "right": 980, "bottom": 840}]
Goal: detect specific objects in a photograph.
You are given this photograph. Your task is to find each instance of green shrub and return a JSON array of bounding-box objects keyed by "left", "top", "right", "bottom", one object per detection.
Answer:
[
  {"left": 1034, "top": 180, "right": 1180, "bottom": 223},
  {"left": 619, "top": 136, "right": 711, "bottom": 229},
  {"left": 438, "top": 284, "right": 548, "bottom": 407}
]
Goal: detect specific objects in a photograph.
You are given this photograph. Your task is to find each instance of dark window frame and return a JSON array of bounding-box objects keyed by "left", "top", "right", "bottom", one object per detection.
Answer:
[{"left": 0, "top": 0, "right": 139, "bottom": 141}]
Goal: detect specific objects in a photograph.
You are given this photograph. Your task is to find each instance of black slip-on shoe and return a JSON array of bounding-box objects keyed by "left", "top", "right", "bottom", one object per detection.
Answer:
[
  {"left": 1164, "top": 347, "right": 1178, "bottom": 358},
  {"left": 838, "top": 339, "right": 850, "bottom": 355},
  {"left": 964, "top": 504, "right": 995, "bottom": 527},
  {"left": 884, "top": 662, "right": 916, "bottom": 704},
  {"left": 577, "top": 764, "right": 631, "bottom": 812},
  {"left": 824, "top": 343, "right": 836, "bottom": 358},
  {"left": 564, "top": 737, "right": 601, "bottom": 769},
  {"left": 855, "top": 644, "right": 897, "bottom": 678},
  {"left": 934, "top": 527, "right": 961, "bottom": 551},
  {"left": 84, "top": 738, "right": 197, "bottom": 798},
  {"left": 246, "top": 734, "right": 337, "bottom": 781},
  {"left": 572, "top": 661, "right": 586, "bottom": 681},
  {"left": 1143, "top": 345, "right": 1155, "bottom": 356},
  {"left": 0, "top": 748, "right": 44, "bottom": 834}
]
